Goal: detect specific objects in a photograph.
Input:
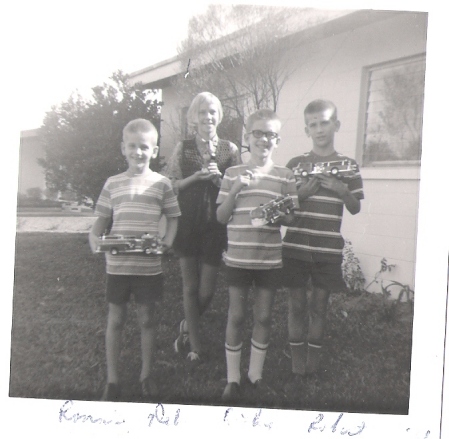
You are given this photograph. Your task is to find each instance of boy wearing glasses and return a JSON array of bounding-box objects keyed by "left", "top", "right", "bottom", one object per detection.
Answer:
[
  {"left": 282, "top": 100, "right": 364, "bottom": 391},
  {"left": 216, "top": 109, "right": 298, "bottom": 403}
]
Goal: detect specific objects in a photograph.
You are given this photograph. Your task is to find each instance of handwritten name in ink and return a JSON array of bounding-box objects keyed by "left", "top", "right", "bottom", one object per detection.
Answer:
[
  {"left": 59, "top": 400, "right": 125, "bottom": 425},
  {"left": 223, "top": 407, "right": 273, "bottom": 430},
  {"left": 308, "top": 413, "right": 365, "bottom": 436},
  {"left": 148, "top": 403, "right": 181, "bottom": 427}
]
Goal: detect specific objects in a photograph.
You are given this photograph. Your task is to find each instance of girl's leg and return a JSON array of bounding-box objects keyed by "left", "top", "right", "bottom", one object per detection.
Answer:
[
  {"left": 288, "top": 287, "right": 308, "bottom": 375},
  {"left": 136, "top": 302, "right": 157, "bottom": 381},
  {"left": 307, "top": 286, "right": 331, "bottom": 373},
  {"left": 179, "top": 256, "right": 201, "bottom": 354},
  {"left": 248, "top": 287, "right": 275, "bottom": 383},
  {"left": 105, "top": 303, "right": 127, "bottom": 383},
  {"left": 197, "top": 262, "right": 220, "bottom": 316}
]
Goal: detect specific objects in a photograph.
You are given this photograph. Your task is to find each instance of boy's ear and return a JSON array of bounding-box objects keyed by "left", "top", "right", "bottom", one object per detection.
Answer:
[
  {"left": 305, "top": 127, "right": 310, "bottom": 137},
  {"left": 120, "top": 142, "right": 126, "bottom": 155},
  {"left": 151, "top": 146, "right": 159, "bottom": 159},
  {"left": 334, "top": 120, "right": 341, "bottom": 132},
  {"left": 243, "top": 132, "right": 250, "bottom": 144},
  {"left": 276, "top": 136, "right": 281, "bottom": 145}
]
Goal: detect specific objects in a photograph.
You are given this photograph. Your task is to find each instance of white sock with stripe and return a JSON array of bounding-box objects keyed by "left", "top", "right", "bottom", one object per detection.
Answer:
[
  {"left": 225, "top": 342, "right": 242, "bottom": 384},
  {"left": 248, "top": 338, "right": 269, "bottom": 384}
]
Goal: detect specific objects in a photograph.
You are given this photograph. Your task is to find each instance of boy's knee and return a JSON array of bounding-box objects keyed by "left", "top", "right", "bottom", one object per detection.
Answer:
[
  {"left": 309, "top": 299, "right": 328, "bottom": 318},
  {"left": 254, "top": 309, "right": 272, "bottom": 328},
  {"left": 108, "top": 314, "right": 126, "bottom": 331},
  {"left": 228, "top": 310, "right": 245, "bottom": 328}
]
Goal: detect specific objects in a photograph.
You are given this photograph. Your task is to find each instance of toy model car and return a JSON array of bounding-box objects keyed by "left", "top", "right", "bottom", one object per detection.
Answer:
[
  {"left": 96, "top": 233, "right": 164, "bottom": 255},
  {"left": 293, "top": 160, "right": 357, "bottom": 179},
  {"left": 250, "top": 195, "right": 294, "bottom": 226}
]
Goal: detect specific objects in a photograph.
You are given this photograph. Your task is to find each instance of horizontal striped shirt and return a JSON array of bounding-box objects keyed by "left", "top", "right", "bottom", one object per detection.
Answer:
[
  {"left": 283, "top": 151, "right": 364, "bottom": 263},
  {"left": 95, "top": 171, "right": 181, "bottom": 276},
  {"left": 217, "top": 163, "right": 298, "bottom": 270}
]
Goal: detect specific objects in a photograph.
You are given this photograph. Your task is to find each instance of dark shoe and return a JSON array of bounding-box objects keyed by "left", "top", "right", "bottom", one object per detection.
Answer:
[
  {"left": 185, "top": 351, "right": 202, "bottom": 372},
  {"left": 282, "top": 344, "right": 291, "bottom": 359},
  {"left": 283, "top": 373, "right": 303, "bottom": 400},
  {"left": 101, "top": 383, "right": 121, "bottom": 401},
  {"left": 222, "top": 382, "right": 240, "bottom": 402},
  {"left": 141, "top": 375, "right": 160, "bottom": 400},
  {"left": 248, "top": 378, "right": 275, "bottom": 404},
  {"left": 174, "top": 319, "right": 189, "bottom": 354}
]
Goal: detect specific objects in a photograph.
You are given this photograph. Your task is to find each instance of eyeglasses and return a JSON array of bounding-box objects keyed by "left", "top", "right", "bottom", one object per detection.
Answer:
[{"left": 249, "top": 130, "right": 279, "bottom": 140}]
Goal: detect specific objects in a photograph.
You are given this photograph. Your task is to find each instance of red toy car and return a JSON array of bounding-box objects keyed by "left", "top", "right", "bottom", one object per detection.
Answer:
[
  {"left": 250, "top": 195, "right": 295, "bottom": 226},
  {"left": 96, "top": 233, "right": 164, "bottom": 255},
  {"left": 293, "top": 159, "right": 357, "bottom": 180}
]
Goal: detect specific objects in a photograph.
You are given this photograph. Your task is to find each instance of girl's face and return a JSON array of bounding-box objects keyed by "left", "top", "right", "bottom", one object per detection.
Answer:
[{"left": 196, "top": 100, "right": 220, "bottom": 140}]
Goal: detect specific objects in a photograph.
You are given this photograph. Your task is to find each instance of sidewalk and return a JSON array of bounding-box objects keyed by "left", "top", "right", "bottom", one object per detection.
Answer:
[{"left": 16, "top": 216, "right": 96, "bottom": 233}]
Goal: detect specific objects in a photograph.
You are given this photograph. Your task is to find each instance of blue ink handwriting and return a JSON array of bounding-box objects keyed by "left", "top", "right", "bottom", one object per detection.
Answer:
[
  {"left": 223, "top": 407, "right": 272, "bottom": 430},
  {"left": 59, "top": 400, "right": 125, "bottom": 425},
  {"left": 308, "top": 413, "right": 365, "bottom": 436},
  {"left": 147, "top": 403, "right": 180, "bottom": 427}
]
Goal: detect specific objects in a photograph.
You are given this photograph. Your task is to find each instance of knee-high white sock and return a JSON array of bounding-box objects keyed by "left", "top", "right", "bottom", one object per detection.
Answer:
[
  {"left": 225, "top": 342, "right": 242, "bottom": 384},
  {"left": 248, "top": 338, "right": 269, "bottom": 384}
]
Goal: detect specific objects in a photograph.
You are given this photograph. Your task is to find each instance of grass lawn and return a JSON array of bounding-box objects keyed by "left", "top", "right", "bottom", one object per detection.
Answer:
[{"left": 10, "top": 233, "right": 413, "bottom": 414}]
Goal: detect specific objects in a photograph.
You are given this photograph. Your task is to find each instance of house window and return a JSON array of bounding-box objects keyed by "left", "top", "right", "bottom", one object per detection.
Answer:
[{"left": 362, "top": 55, "right": 426, "bottom": 166}]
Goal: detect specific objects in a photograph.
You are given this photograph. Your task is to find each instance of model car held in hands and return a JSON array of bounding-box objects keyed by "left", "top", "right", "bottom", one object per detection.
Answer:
[
  {"left": 96, "top": 233, "right": 164, "bottom": 255},
  {"left": 250, "top": 195, "right": 295, "bottom": 226},
  {"left": 293, "top": 159, "right": 357, "bottom": 179}
]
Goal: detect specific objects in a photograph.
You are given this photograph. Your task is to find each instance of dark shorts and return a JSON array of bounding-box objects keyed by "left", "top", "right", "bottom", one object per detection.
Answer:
[
  {"left": 173, "top": 220, "right": 227, "bottom": 266},
  {"left": 282, "top": 258, "right": 346, "bottom": 292},
  {"left": 225, "top": 266, "right": 282, "bottom": 290},
  {"left": 106, "top": 274, "right": 163, "bottom": 305}
]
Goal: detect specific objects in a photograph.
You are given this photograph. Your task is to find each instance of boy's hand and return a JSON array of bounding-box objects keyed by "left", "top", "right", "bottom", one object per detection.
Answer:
[
  {"left": 231, "top": 170, "right": 252, "bottom": 194},
  {"left": 297, "top": 176, "right": 321, "bottom": 200},
  {"left": 160, "top": 239, "right": 173, "bottom": 254},
  {"left": 88, "top": 234, "right": 99, "bottom": 254},
  {"left": 315, "top": 173, "right": 348, "bottom": 197}
]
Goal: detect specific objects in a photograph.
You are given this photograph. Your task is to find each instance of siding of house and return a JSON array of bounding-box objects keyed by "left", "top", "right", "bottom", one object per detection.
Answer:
[
  {"left": 273, "top": 11, "right": 427, "bottom": 292},
  {"left": 130, "top": 10, "right": 427, "bottom": 293},
  {"left": 19, "top": 129, "right": 46, "bottom": 195}
]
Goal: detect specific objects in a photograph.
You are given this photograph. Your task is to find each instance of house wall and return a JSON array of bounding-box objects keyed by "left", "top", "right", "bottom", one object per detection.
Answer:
[
  {"left": 18, "top": 129, "right": 46, "bottom": 195},
  {"left": 154, "top": 11, "right": 427, "bottom": 293},
  {"left": 275, "top": 11, "right": 427, "bottom": 292}
]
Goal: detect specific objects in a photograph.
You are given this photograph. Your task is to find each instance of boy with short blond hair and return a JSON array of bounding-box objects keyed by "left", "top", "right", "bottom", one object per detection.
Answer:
[
  {"left": 217, "top": 109, "right": 299, "bottom": 402},
  {"left": 283, "top": 99, "right": 364, "bottom": 389},
  {"left": 89, "top": 118, "right": 180, "bottom": 401}
]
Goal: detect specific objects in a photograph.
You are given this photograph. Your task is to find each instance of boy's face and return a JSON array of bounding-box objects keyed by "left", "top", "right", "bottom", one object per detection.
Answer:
[
  {"left": 244, "top": 119, "right": 281, "bottom": 164},
  {"left": 121, "top": 131, "right": 158, "bottom": 173},
  {"left": 196, "top": 101, "right": 220, "bottom": 139},
  {"left": 304, "top": 109, "right": 340, "bottom": 150}
]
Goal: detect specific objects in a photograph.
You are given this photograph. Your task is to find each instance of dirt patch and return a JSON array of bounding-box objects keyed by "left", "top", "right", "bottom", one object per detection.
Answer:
[{"left": 16, "top": 217, "right": 96, "bottom": 233}]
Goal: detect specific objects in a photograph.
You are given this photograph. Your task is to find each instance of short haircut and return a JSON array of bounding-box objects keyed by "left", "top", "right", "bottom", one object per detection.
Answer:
[
  {"left": 246, "top": 109, "right": 281, "bottom": 132},
  {"left": 187, "top": 92, "right": 223, "bottom": 131},
  {"left": 123, "top": 119, "right": 158, "bottom": 142},
  {"left": 304, "top": 99, "right": 338, "bottom": 122}
]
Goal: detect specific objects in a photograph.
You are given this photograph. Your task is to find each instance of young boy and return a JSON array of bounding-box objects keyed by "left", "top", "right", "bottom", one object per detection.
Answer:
[
  {"left": 216, "top": 109, "right": 298, "bottom": 402},
  {"left": 89, "top": 119, "right": 180, "bottom": 402},
  {"left": 282, "top": 99, "right": 364, "bottom": 388}
]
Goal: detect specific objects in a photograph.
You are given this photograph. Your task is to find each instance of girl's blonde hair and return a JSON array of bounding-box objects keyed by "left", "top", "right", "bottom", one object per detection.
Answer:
[{"left": 186, "top": 92, "right": 223, "bottom": 131}]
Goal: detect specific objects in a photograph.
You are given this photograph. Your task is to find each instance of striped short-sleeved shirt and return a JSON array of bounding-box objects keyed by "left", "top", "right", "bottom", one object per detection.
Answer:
[
  {"left": 95, "top": 171, "right": 181, "bottom": 276},
  {"left": 217, "top": 163, "right": 299, "bottom": 270},
  {"left": 282, "top": 151, "right": 364, "bottom": 264}
]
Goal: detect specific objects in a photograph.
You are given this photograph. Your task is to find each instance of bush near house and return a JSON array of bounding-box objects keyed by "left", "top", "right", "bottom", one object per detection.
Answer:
[{"left": 10, "top": 233, "right": 413, "bottom": 414}]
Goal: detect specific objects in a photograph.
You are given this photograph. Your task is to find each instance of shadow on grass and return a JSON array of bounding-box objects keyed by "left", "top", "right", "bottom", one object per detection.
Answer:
[{"left": 10, "top": 233, "right": 412, "bottom": 414}]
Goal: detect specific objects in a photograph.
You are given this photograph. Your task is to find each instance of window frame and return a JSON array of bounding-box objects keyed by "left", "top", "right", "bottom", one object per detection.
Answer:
[{"left": 356, "top": 53, "right": 426, "bottom": 173}]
